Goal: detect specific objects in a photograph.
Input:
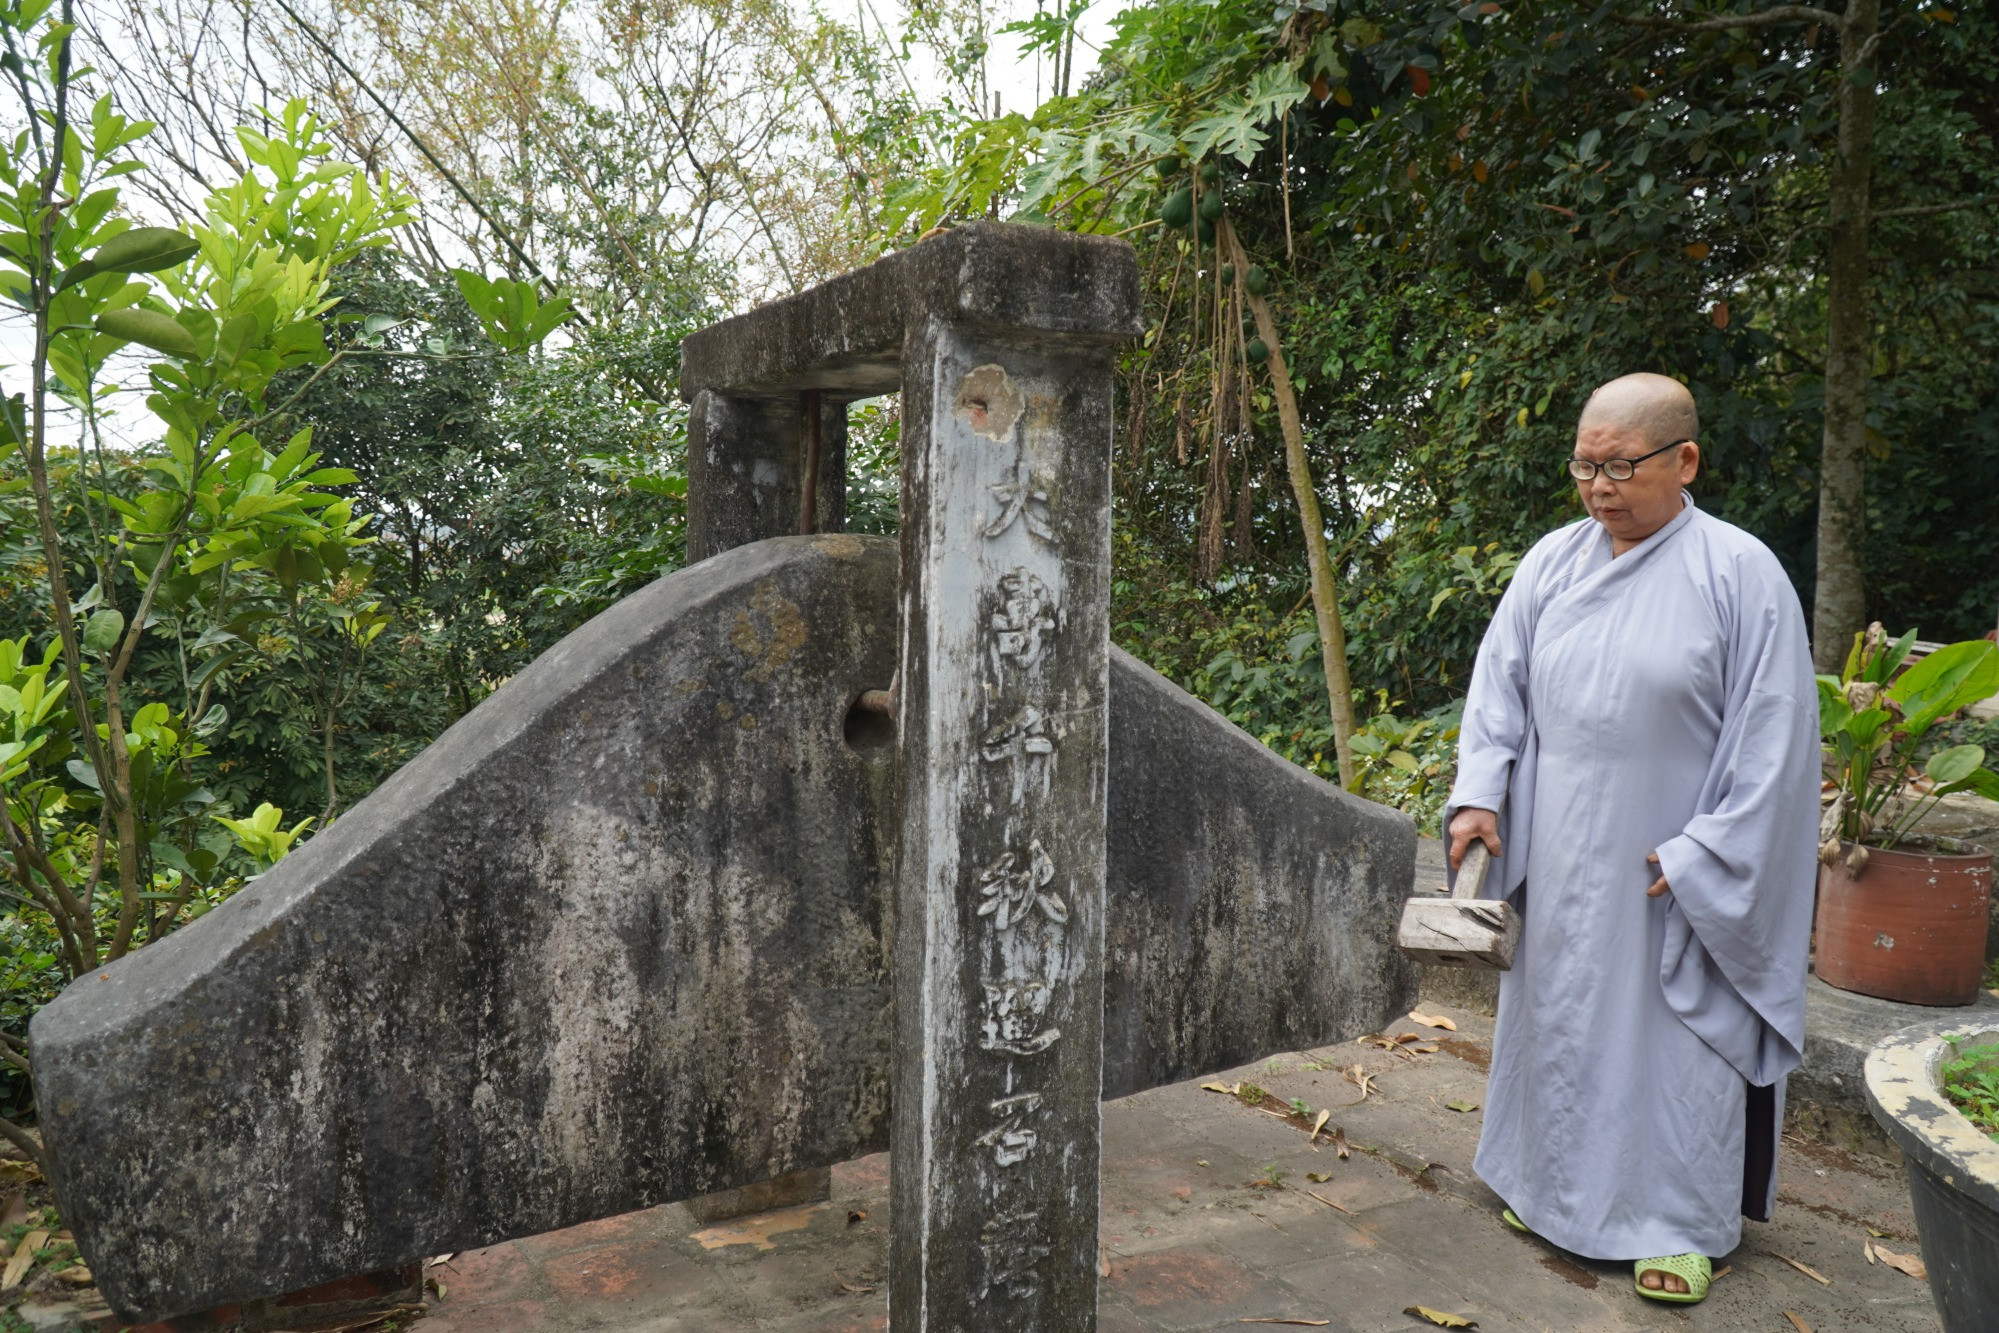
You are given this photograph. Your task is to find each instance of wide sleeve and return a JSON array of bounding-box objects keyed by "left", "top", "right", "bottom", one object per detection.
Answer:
[
  {"left": 1443, "top": 539, "right": 1549, "bottom": 897},
  {"left": 1651, "top": 549, "right": 1821, "bottom": 1086}
]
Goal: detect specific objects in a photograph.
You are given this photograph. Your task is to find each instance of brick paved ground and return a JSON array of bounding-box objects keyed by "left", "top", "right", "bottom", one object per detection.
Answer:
[{"left": 409, "top": 1001, "right": 1941, "bottom": 1332}]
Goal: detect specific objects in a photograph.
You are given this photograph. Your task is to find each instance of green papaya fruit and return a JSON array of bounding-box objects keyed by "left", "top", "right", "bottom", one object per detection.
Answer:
[
  {"left": 1199, "top": 160, "right": 1221, "bottom": 184},
  {"left": 1161, "top": 187, "right": 1194, "bottom": 229},
  {"left": 1245, "top": 266, "right": 1268, "bottom": 296},
  {"left": 1195, "top": 214, "right": 1216, "bottom": 243},
  {"left": 1246, "top": 337, "right": 1270, "bottom": 364},
  {"left": 1198, "top": 191, "right": 1225, "bottom": 222},
  {"left": 1220, "top": 263, "right": 1235, "bottom": 285}
]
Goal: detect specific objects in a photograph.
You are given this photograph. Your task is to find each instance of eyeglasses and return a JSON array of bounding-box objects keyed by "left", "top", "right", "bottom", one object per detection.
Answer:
[{"left": 1567, "top": 439, "right": 1692, "bottom": 482}]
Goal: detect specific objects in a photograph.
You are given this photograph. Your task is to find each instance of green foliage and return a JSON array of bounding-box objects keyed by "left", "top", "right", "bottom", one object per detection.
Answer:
[
  {"left": 451, "top": 269, "right": 573, "bottom": 352},
  {"left": 0, "top": 3, "right": 435, "bottom": 1153},
  {"left": 214, "top": 801, "right": 313, "bottom": 872},
  {"left": 1347, "top": 697, "right": 1462, "bottom": 836},
  {"left": 892, "top": 0, "right": 1999, "bottom": 778},
  {"left": 1941, "top": 1034, "right": 1999, "bottom": 1143},
  {"left": 1820, "top": 626, "right": 1999, "bottom": 850}
]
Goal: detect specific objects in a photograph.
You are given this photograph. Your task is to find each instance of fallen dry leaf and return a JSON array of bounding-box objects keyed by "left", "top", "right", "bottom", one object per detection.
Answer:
[
  {"left": 1238, "top": 1320, "right": 1329, "bottom": 1326},
  {"left": 1306, "top": 1172, "right": 1332, "bottom": 1183},
  {"left": 1711, "top": 1265, "right": 1732, "bottom": 1282},
  {"left": 1866, "top": 1225, "right": 1891, "bottom": 1238},
  {"left": 427, "top": 1253, "right": 455, "bottom": 1267},
  {"left": 848, "top": 1209, "right": 868, "bottom": 1226},
  {"left": 1784, "top": 1312, "right": 1812, "bottom": 1333},
  {"left": 1099, "top": 1247, "right": 1112, "bottom": 1277},
  {"left": 1408, "top": 1043, "right": 1440, "bottom": 1054},
  {"left": 1444, "top": 1099, "right": 1480, "bottom": 1113},
  {"left": 1408, "top": 1010, "right": 1458, "bottom": 1032},
  {"left": 836, "top": 1277, "right": 877, "bottom": 1295},
  {"left": 1308, "top": 1109, "right": 1331, "bottom": 1145},
  {"left": 54, "top": 1265, "right": 92, "bottom": 1286},
  {"left": 1202, "top": 1081, "right": 1239, "bottom": 1095},
  {"left": 1403, "top": 1306, "right": 1477, "bottom": 1329},
  {"left": 2, "top": 1228, "right": 48, "bottom": 1291},
  {"left": 1305, "top": 1189, "right": 1351, "bottom": 1214},
  {"left": 424, "top": 1275, "right": 446, "bottom": 1300},
  {"left": 1345, "top": 1065, "right": 1378, "bottom": 1099},
  {"left": 0, "top": 1191, "right": 24, "bottom": 1229},
  {"left": 1333, "top": 1128, "right": 1351, "bottom": 1159},
  {"left": 1863, "top": 1237, "right": 1877, "bottom": 1265},
  {"left": 1774, "top": 1253, "right": 1831, "bottom": 1285},
  {"left": 1870, "top": 1244, "right": 1926, "bottom": 1280}
]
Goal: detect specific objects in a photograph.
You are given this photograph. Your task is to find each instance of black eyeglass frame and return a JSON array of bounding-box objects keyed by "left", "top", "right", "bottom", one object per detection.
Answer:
[{"left": 1567, "top": 438, "right": 1693, "bottom": 482}]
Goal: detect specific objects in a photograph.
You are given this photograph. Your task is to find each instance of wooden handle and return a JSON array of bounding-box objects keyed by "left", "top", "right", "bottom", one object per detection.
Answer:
[{"left": 1452, "top": 840, "right": 1492, "bottom": 901}]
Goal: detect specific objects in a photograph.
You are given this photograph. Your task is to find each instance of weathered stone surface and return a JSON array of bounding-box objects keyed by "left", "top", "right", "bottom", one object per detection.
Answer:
[
  {"left": 33, "top": 536, "right": 902, "bottom": 1322},
  {"left": 678, "top": 223, "right": 1145, "bottom": 402},
  {"left": 34, "top": 537, "right": 1413, "bottom": 1324},
  {"left": 1103, "top": 654, "right": 1418, "bottom": 1099},
  {"left": 686, "top": 390, "right": 848, "bottom": 565},
  {"left": 889, "top": 323, "right": 1116, "bottom": 1328}
]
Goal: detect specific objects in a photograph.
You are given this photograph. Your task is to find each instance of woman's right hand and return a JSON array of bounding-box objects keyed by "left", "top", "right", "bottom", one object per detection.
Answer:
[{"left": 1447, "top": 807, "right": 1502, "bottom": 872}]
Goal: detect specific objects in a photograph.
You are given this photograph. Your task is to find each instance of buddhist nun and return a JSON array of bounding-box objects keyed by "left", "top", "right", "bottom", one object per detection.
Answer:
[{"left": 1444, "top": 372, "right": 1820, "bottom": 1304}]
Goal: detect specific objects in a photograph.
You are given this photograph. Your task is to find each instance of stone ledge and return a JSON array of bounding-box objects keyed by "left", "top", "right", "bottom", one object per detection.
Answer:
[
  {"left": 1795, "top": 972, "right": 1999, "bottom": 1112},
  {"left": 678, "top": 222, "right": 1146, "bottom": 401}
]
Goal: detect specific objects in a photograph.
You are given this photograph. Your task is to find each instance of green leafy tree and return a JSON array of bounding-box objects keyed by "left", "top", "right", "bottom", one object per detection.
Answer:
[{"left": 0, "top": 0, "right": 410, "bottom": 1168}]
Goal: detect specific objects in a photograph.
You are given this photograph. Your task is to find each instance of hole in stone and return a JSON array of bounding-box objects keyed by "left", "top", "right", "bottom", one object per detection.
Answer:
[{"left": 843, "top": 695, "right": 895, "bottom": 753}]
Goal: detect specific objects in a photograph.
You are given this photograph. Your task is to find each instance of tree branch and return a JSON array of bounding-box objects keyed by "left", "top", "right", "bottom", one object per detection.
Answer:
[
  {"left": 1620, "top": 5, "right": 1838, "bottom": 33},
  {"left": 1873, "top": 195, "right": 1989, "bottom": 220},
  {"left": 0, "top": 1028, "right": 29, "bottom": 1076},
  {"left": 0, "top": 1116, "right": 47, "bottom": 1181}
]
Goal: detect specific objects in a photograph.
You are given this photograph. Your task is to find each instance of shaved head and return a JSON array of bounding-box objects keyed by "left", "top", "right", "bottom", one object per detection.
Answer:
[{"left": 1577, "top": 373, "right": 1699, "bottom": 448}]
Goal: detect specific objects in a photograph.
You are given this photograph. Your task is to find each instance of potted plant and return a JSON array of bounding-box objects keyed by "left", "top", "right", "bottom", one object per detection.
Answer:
[
  {"left": 1865, "top": 1020, "right": 1999, "bottom": 1332},
  {"left": 1816, "top": 625, "right": 1999, "bottom": 1005}
]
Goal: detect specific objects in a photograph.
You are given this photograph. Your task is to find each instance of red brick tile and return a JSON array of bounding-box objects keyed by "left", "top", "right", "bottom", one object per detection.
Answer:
[
  {"left": 429, "top": 1243, "right": 538, "bottom": 1304},
  {"left": 541, "top": 1239, "right": 693, "bottom": 1302},
  {"left": 832, "top": 1152, "right": 889, "bottom": 1194},
  {"left": 1110, "top": 1245, "right": 1260, "bottom": 1310}
]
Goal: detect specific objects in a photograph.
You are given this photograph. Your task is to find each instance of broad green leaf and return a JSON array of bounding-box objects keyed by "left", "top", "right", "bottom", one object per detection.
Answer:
[
  {"left": 81, "top": 607, "right": 124, "bottom": 654},
  {"left": 1888, "top": 641, "right": 1999, "bottom": 732},
  {"left": 54, "top": 225, "right": 197, "bottom": 292},
  {"left": 95, "top": 305, "right": 197, "bottom": 358},
  {"left": 1926, "top": 744, "right": 1984, "bottom": 786}
]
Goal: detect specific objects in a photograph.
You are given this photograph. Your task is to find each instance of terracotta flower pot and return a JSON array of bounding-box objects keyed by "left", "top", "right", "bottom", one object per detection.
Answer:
[{"left": 1815, "top": 838, "right": 1993, "bottom": 1006}]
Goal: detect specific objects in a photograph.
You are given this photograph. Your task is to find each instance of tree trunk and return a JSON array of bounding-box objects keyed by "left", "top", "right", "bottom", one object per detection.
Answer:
[
  {"left": 1221, "top": 220, "right": 1358, "bottom": 788},
  {"left": 1812, "top": 0, "right": 1880, "bottom": 670}
]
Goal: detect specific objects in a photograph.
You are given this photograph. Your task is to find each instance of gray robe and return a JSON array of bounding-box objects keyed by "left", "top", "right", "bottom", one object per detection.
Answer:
[{"left": 1445, "top": 496, "right": 1820, "bottom": 1261}]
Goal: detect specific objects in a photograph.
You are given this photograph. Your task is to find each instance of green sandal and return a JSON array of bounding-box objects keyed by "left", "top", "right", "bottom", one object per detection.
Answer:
[
  {"left": 1501, "top": 1207, "right": 1532, "bottom": 1235},
  {"left": 1633, "top": 1253, "right": 1711, "bottom": 1304}
]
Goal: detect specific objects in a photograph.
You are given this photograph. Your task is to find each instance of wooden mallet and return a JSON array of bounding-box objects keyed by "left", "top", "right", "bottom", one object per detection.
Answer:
[{"left": 1396, "top": 839, "right": 1519, "bottom": 971}]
